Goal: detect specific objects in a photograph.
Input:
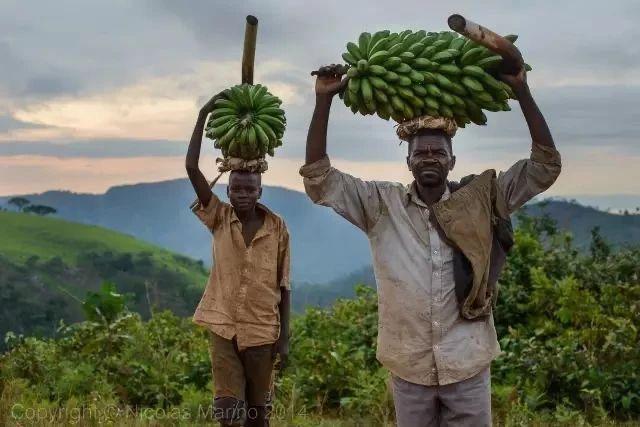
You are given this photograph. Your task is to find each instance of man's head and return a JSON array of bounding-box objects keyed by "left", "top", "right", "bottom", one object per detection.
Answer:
[
  {"left": 406, "top": 128, "right": 456, "bottom": 188},
  {"left": 227, "top": 170, "right": 262, "bottom": 213}
]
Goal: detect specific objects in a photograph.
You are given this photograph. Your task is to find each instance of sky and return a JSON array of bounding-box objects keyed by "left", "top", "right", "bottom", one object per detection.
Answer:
[{"left": 1, "top": 0, "right": 639, "bottom": 200}]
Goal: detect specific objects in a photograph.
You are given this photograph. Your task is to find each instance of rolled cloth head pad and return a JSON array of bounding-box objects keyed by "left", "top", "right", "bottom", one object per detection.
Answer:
[
  {"left": 395, "top": 115, "right": 458, "bottom": 142},
  {"left": 216, "top": 157, "right": 268, "bottom": 173}
]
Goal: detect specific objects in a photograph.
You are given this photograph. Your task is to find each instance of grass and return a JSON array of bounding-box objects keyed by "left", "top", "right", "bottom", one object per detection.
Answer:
[{"left": 0, "top": 211, "right": 206, "bottom": 286}]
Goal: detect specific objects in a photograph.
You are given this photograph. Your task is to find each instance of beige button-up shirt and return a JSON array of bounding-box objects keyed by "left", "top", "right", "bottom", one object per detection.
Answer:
[
  {"left": 191, "top": 193, "right": 290, "bottom": 351},
  {"left": 300, "top": 143, "right": 561, "bottom": 385}
]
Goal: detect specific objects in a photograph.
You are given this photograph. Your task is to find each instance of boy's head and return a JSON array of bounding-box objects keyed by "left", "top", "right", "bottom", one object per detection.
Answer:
[
  {"left": 406, "top": 128, "right": 456, "bottom": 188},
  {"left": 227, "top": 170, "right": 262, "bottom": 214}
]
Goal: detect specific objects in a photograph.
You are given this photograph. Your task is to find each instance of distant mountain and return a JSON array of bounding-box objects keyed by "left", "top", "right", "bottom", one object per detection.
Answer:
[
  {"left": 523, "top": 200, "right": 640, "bottom": 248},
  {"left": 2, "top": 181, "right": 638, "bottom": 283},
  {"left": 0, "top": 211, "right": 208, "bottom": 345},
  {"left": 0, "top": 180, "right": 370, "bottom": 283}
]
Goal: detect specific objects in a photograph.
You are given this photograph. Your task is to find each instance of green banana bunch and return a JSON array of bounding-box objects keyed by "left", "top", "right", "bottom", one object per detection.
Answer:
[
  {"left": 204, "top": 83, "right": 286, "bottom": 159},
  {"left": 340, "top": 30, "right": 532, "bottom": 127}
]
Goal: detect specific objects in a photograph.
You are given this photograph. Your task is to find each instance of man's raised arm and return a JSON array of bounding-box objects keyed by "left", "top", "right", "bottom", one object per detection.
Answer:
[
  {"left": 497, "top": 68, "right": 562, "bottom": 214},
  {"left": 305, "top": 64, "right": 349, "bottom": 165}
]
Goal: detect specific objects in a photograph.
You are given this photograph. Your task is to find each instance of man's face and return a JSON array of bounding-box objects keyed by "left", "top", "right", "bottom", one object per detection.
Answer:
[
  {"left": 227, "top": 171, "right": 262, "bottom": 213},
  {"left": 406, "top": 133, "right": 456, "bottom": 187}
]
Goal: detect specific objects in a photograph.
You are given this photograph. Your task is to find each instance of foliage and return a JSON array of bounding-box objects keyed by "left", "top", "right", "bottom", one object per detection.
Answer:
[
  {"left": 493, "top": 213, "right": 640, "bottom": 421},
  {"left": 1, "top": 213, "right": 639, "bottom": 425},
  {"left": 7, "top": 197, "right": 30, "bottom": 211}
]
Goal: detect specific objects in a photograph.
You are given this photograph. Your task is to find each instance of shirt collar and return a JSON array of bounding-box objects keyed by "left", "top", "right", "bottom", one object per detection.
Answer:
[
  {"left": 230, "top": 202, "right": 275, "bottom": 229},
  {"left": 406, "top": 181, "right": 451, "bottom": 208}
]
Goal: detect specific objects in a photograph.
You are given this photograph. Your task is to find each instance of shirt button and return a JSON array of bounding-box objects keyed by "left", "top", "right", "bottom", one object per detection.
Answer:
[
  {"left": 433, "top": 250, "right": 438, "bottom": 255},
  {"left": 433, "top": 321, "right": 439, "bottom": 327},
  {"left": 432, "top": 368, "right": 437, "bottom": 373},
  {"left": 434, "top": 344, "right": 440, "bottom": 351}
]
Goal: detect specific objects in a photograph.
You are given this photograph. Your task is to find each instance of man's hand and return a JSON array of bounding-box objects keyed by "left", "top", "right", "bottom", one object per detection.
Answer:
[
  {"left": 311, "top": 64, "right": 349, "bottom": 100},
  {"left": 272, "top": 336, "right": 289, "bottom": 370},
  {"left": 499, "top": 66, "right": 528, "bottom": 96},
  {"left": 199, "top": 91, "right": 225, "bottom": 116}
]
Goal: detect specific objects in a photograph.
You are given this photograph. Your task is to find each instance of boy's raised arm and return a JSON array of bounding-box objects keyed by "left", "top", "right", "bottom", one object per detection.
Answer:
[{"left": 185, "top": 94, "right": 222, "bottom": 207}]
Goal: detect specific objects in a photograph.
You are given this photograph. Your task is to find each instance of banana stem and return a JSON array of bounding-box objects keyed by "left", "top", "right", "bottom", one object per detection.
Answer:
[{"left": 242, "top": 15, "right": 259, "bottom": 84}]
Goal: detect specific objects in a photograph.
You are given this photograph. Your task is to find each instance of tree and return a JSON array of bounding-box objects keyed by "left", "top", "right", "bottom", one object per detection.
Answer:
[
  {"left": 8, "top": 197, "right": 30, "bottom": 211},
  {"left": 23, "top": 204, "right": 57, "bottom": 216}
]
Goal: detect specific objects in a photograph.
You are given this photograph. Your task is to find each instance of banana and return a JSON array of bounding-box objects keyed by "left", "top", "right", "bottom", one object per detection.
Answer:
[
  {"left": 435, "top": 73, "right": 455, "bottom": 91},
  {"left": 210, "top": 107, "right": 237, "bottom": 119},
  {"left": 214, "top": 98, "right": 237, "bottom": 110},
  {"left": 421, "top": 71, "right": 436, "bottom": 83},
  {"left": 460, "top": 47, "right": 486, "bottom": 66},
  {"left": 390, "top": 95, "right": 405, "bottom": 113},
  {"left": 346, "top": 67, "right": 359, "bottom": 79},
  {"left": 425, "top": 84, "right": 442, "bottom": 98},
  {"left": 397, "top": 75, "right": 413, "bottom": 86},
  {"left": 358, "top": 32, "right": 372, "bottom": 55},
  {"left": 357, "top": 59, "right": 368, "bottom": 74},
  {"left": 394, "top": 63, "right": 412, "bottom": 74},
  {"left": 448, "top": 37, "right": 465, "bottom": 50},
  {"left": 368, "top": 64, "right": 387, "bottom": 76},
  {"left": 461, "top": 65, "right": 486, "bottom": 79},
  {"left": 424, "top": 97, "right": 439, "bottom": 111},
  {"left": 461, "top": 76, "right": 485, "bottom": 92},
  {"left": 383, "top": 57, "right": 402, "bottom": 69},
  {"left": 412, "top": 84, "right": 427, "bottom": 97},
  {"left": 399, "top": 51, "right": 415, "bottom": 62},
  {"left": 438, "top": 64, "right": 462, "bottom": 76},
  {"left": 342, "top": 52, "right": 357, "bottom": 65},
  {"left": 369, "top": 76, "right": 388, "bottom": 91},
  {"left": 368, "top": 38, "right": 388, "bottom": 56},
  {"left": 361, "top": 77, "right": 374, "bottom": 104},
  {"left": 476, "top": 55, "right": 502, "bottom": 70},
  {"left": 420, "top": 45, "right": 437, "bottom": 59},
  {"left": 441, "top": 92, "right": 456, "bottom": 106},
  {"left": 409, "top": 42, "right": 425, "bottom": 56},
  {"left": 346, "top": 42, "right": 364, "bottom": 61},
  {"left": 440, "top": 105, "right": 454, "bottom": 118},
  {"left": 383, "top": 71, "right": 400, "bottom": 83},
  {"left": 374, "top": 89, "right": 389, "bottom": 104},
  {"left": 348, "top": 77, "right": 361, "bottom": 93},
  {"left": 431, "top": 50, "right": 456, "bottom": 63},
  {"left": 408, "top": 69, "right": 425, "bottom": 83},
  {"left": 369, "top": 50, "right": 390, "bottom": 65}
]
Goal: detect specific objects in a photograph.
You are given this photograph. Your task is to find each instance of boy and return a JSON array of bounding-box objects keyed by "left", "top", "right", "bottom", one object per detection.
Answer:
[{"left": 186, "top": 92, "right": 291, "bottom": 427}]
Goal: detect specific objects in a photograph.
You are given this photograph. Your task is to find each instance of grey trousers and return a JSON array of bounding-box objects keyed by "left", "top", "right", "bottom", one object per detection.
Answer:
[{"left": 391, "top": 367, "right": 491, "bottom": 427}]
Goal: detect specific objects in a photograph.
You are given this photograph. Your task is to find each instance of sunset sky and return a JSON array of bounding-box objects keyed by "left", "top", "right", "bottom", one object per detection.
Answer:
[{"left": 1, "top": 0, "right": 639, "bottom": 201}]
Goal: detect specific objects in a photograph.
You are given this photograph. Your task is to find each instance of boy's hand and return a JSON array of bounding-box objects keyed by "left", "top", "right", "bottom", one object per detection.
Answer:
[
  {"left": 273, "top": 336, "right": 289, "bottom": 369},
  {"left": 311, "top": 64, "right": 349, "bottom": 100}
]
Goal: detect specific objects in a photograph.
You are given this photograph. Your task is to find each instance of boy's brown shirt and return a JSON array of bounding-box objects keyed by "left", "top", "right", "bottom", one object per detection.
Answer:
[{"left": 191, "top": 192, "right": 290, "bottom": 351}]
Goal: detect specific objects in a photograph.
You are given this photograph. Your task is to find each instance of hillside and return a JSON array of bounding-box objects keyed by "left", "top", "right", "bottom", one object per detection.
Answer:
[
  {"left": 3, "top": 180, "right": 639, "bottom": 284},
  {"left": 0, "top": 211, "right": 208, "bottom": 343},
  {"left": 0, "top": 180, "right": 371, "bottom": 283},
  {"left": 523, "top": 200, "right": 640, "bottom": 248}
]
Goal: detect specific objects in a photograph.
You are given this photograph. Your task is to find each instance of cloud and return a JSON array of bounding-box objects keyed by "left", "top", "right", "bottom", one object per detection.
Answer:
[
  {"left": 1, "top": 0, "right": 639, "bottom": 197},
  {"left": 4, "top": 60, "right": 305, "bottom": 142},
  {"left": 0, "top": 115, "right": 45, "bottom": 132},
  {"left": 3, "top": 149, "right": 640, "bottom": 198}
]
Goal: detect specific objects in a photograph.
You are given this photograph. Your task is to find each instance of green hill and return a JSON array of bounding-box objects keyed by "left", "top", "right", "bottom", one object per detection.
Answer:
[{"left": 0, "top": 211, "right": 208, "bottom": 345}]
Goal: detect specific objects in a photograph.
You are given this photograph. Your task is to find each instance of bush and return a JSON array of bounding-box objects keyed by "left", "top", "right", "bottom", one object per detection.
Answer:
[{"left": 1, "top": 213, "right": 639, "bottom": 424}]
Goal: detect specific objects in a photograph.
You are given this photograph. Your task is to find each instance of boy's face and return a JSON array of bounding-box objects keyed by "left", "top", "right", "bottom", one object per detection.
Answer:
[{"left": 227, "top": 171, "right": 262, "bottom": 214}]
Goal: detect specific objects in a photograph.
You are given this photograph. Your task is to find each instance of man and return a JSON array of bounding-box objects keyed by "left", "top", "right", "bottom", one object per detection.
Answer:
[
  {"left": 186, "top": 92, "right": 291, "bottom": 427},
  {"left": 300, "top": 63, "right": 561, "bottom": 426}
]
